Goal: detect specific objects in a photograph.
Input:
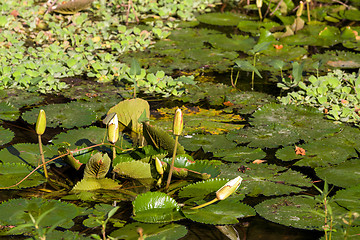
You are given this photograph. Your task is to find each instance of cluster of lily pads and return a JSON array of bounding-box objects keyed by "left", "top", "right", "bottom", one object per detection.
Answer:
[{"left": 0, "top": 89, "right": 360, "bottom": 239}]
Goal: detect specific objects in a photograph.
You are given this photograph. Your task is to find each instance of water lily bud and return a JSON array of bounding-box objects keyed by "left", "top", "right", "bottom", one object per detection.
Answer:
[
  {"left": 297, "top": 1, "right": 304, "bottom": 17},
  {"left": 256, "top": 0, "right": 263, "bottom": 8},
  {"left": 216, "top": 176, "right": 243, "bottom": 200},
  {"left": 155, "top": 157, "right": 164, "bottom": 175},
  {"left": 107, "top": 113, "right": 119, "bottom": 144},
  {"left": 36, "top": 109, "right": 46, "bottom": 135},
  {"left": 173, "top": 108, "right": 183, "bottom": 136}
]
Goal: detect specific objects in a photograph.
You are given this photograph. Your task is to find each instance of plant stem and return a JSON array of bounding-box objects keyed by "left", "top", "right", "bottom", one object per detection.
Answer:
[
  {"left": 252, "top": 54, "right": 256, "bottom": 90},
  {"left": 165, "top": 135, "right": 178, "bottom": 191},
  {"left": 38, "top": 134, "right": 48, "bottom": 179},
  {"left": 191, "top": 198, "right": 219, "bottom": 210},
  {"left": 112, "top": 144, "right": 116, "bottom": 160}
]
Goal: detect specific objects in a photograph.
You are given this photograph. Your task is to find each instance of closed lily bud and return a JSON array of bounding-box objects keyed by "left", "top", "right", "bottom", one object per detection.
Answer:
[
  {"left": 216, "top": 176, "right": 243, "bottom": 200},
  {"left": 36, "top": 109, "right": 46, "bottom": 135},
  {"left": 297, "top": 1, "right": 304, "bottom": 17},
  {"left": 256, "top": 0, "right": 263, "bottom": 8},
  {"left": 107, "top": 113, "right": 119, "bottom": 144},
  {"left": 155, "top": 157, "right": 164, "bottom": 175},
  {"left": 173, "top": 108, "right": 183, "bottom": 136}
]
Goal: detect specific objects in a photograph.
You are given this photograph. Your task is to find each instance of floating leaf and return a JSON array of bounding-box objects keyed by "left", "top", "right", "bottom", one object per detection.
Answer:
[
  {"left": 0, "top": 126, "right": 14, "bottom": 146},
  {"left": 214, "top": 146, "right": 266, "bottom": 162},
  {"left": 0, "top": 102, "right": 20, "bottom": 121},
  {"left": 162, "top": 156, "right": 221, "bottom": 180},
  {"left": 315, "top": 159, "right": 360, "bottom": 188},
  {"left": 0, "top": 198, "right": 83, "bottom": 230},
  {"left": 220, "top": 163, "right": 312, "bottom": 196},
  {"left": 84, "top": 152, "right": 111, "bottom": 178},
  {"left": 0, "top": 143, "right": 57, "bottom": 167},
  {"left": 182, "top": 198, "right": 255, "bottom": 225},
  {"left": 0, "top": 163, "right": 46, "bottom": 188},
  {"left": 110, "top": 222, "right": 187, "bottom": 240},
  {"left": 72, "top": 178, "right": 121, "bottom": 191},
  {"left": 132, "top": 192, "right": 184, "bottom": 223},
  {"left": 179, "top": 134, "right": 237, "bottom": 152},
  {"left": 22, "top": 102, "right": 97, "bottom": 128},
  {"left": 179, "top": 178, "right": 232, "bottom": 199},
  {"left": 255, "top": 195, "right": 346, "bottom": 230},
  {"left": 113, "top": 160, "right": 152, "bottom": 179},
  {"left": 334, "top": 184, "right": 360, "bottom": 212}
]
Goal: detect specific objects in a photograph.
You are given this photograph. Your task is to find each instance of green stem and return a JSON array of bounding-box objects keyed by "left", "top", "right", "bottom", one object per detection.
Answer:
[
  {"left": 191, "top": 198, "right": 219, "bottom": 210},
  {"left": 112, "top": 144, "right": 116, "bottom": 160},
  {"left": 258, "top": 7, "right": 262, "bottom": 20},
  {"left": 38, "top": 134, "right": 48, "bottom": 179},
  {"left": 165, "top": 135, "right": 179, "bottom": 191},
  {"left": 252, "top": 54, "right": 256, "bottom": 90}
]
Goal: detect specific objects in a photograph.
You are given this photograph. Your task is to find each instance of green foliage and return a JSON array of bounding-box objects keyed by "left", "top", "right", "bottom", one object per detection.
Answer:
[
  {"left": 132, "top": 192, "right": 184, "bottom": 223},
  {"left": 279, "top": 69, "right": 360, "bottom": 125},
  {"left": 0, "top": 163, "right": 45, "bottom": 188},
  {"left": 83, "top": 152, "right": 111, "bottom": 178},
  {"left": 0, "top": 126, "right": 14, "bottom": 146}
]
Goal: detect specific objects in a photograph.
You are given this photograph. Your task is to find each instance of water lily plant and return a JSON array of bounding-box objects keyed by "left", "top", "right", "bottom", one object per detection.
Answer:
[{"left": 191, "top": 176, "right": 243, "bottom": 209}]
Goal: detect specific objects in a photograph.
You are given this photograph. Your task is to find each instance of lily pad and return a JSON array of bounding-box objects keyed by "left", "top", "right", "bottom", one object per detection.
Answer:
[
  {"left": 315, "top": 159, "right": 360, "bottom": 188},
  {"left": 0, "top": 102, "right": 20, "bottom": 121},
  {"left": 0, "top": 198, "right": 83, "bottom": 230},
  {"left": 72, "top": 178, "right": 121, "bottom": 191},
  {"left": 0, "top": 143, "right": 58, "bottom": 167},
  {"left": 113, "top": 160, "right": 152, "bottom": 179},
  {"left": 132, "top": 192, "right": 184, "bottom": 223},
  {"left": 334, "top": 184, "right": 360, "bottom": 212},
  {"left": 0, "top": 126, "right": 14, "bottom": 146},
  {"left": 214, "top": 146, "right": 266, "bottom": 162},
  {"left": 255, "top": 195, "right": 346, "bottom": 230},
  {"left": 219, "top": 163, "right": 312, "bottom": 196},
  {"left": 182, "top": 198, "right": 255, "bottom": 225},
  {"left": 110, "top": 222, "right": 187, "bottom": 240},
  {"left": 179, "top": 134, "right": 237, "bottom": 152},
  {"left": 179, "top": 178, "right": 235, "bottom": 199},
  {"left": 0, "top": 163, "right": 46, "bottom": 189},
  {"left": 0, "top": 89, "right": 44, "bottom": 109},
  {"left": 22, "top": 102, "right": 97, "bottom": 128},
  {"left": 154, "top": 106, "right": 244, "bottom": 135},
  {"left": 162, "top": 156, "right": 221, "bottom": 180}
]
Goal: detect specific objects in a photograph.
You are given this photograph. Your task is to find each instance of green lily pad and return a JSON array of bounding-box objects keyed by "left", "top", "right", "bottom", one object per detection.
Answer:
[
  {"left": 219, "top": 163, "right": 312, "bottom": 196},
  {"left": 0, "top": 143, "right": 58, "bottom": 167},
  {"left": 0, "top": 126, "right": 14, "bottom": 146},
  {"left": 154, "top": 107, "right": 244, "bottom": 135},
  {"left": 72, "top": 178, "right": 121, "bottom": 191},
  {"left": 179, "top": 178, "right": 240, "bottom": 199},
  {"left": 208, "top": 34, "right": 256, "bottom": 52},
  {"left": 113, "top": 160, "right": 152, "bottom": 179},
  {"left": 197, "top": 12, "right": 249, "bottom": 26},
  {"left": 110, "top": 222, "right": 187, "bottom": 240},
  {"left": 334, "top": 184, "right": 360, "bottom": 212},
  {"left": 162, "top": 156, "right": 221, "bottom": 180},
  {"left": 45, "top": 230, "right": 93, "bottom": 240},
  {"left": 0, "top": 89, "right": 44, "bottom": 109},
  {"left": 22, "top": 102, "right": 97, "bottom": 128},
  {"left": 315, "top": 159, "right": 360, "bottom": 188},
  {"left": 228, "top": 103, "right": 340, "bottom": 148},
  {"left": 132, "top": 192, "right": 184, "bottom": 223},
  {"left": 214, "top": 146, "right": 266, "bottom": 162},
  {"left": 0, "top": 198, "right": 83, "bottom": 230},
  {"left": 0, "top": 102, "right": 20, "bottom": 121},
  {"left": 52, "top": 126, "right": 132, "bottom": 150},
  {"left": 0, "top": 163, "right": 46, "bottom": 189},
  {"left": 179, "top": 134, "right": 237, "bottom": 152},
  {"left": 255, "top": 195, "right": 346, "bottom": 230},
  {"left": 182, "top": 198, "right": 255, "bottom": 225}
]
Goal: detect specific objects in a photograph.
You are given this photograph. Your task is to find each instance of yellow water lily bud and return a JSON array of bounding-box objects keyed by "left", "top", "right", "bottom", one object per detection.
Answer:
[
  {"left": 155, "top": 157, "right": 164, "bottom": 175},
  {"left": 216, "top": 176, "right": 243, "bottom": 200},
  {"left": 256, "top": 0, "right": 263, "bottom": 8},
  {"left": 173, "top": 108, "right": 183, "bottom": 136},
  {"left": 107, "top": 113, "right": 119, "bottom": 144},
  {"left": 297, "top": 1, "right": 304, "bottom": 17},
  {"left": 36, "top": 109, "right": 46, "bottom": 135}
]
